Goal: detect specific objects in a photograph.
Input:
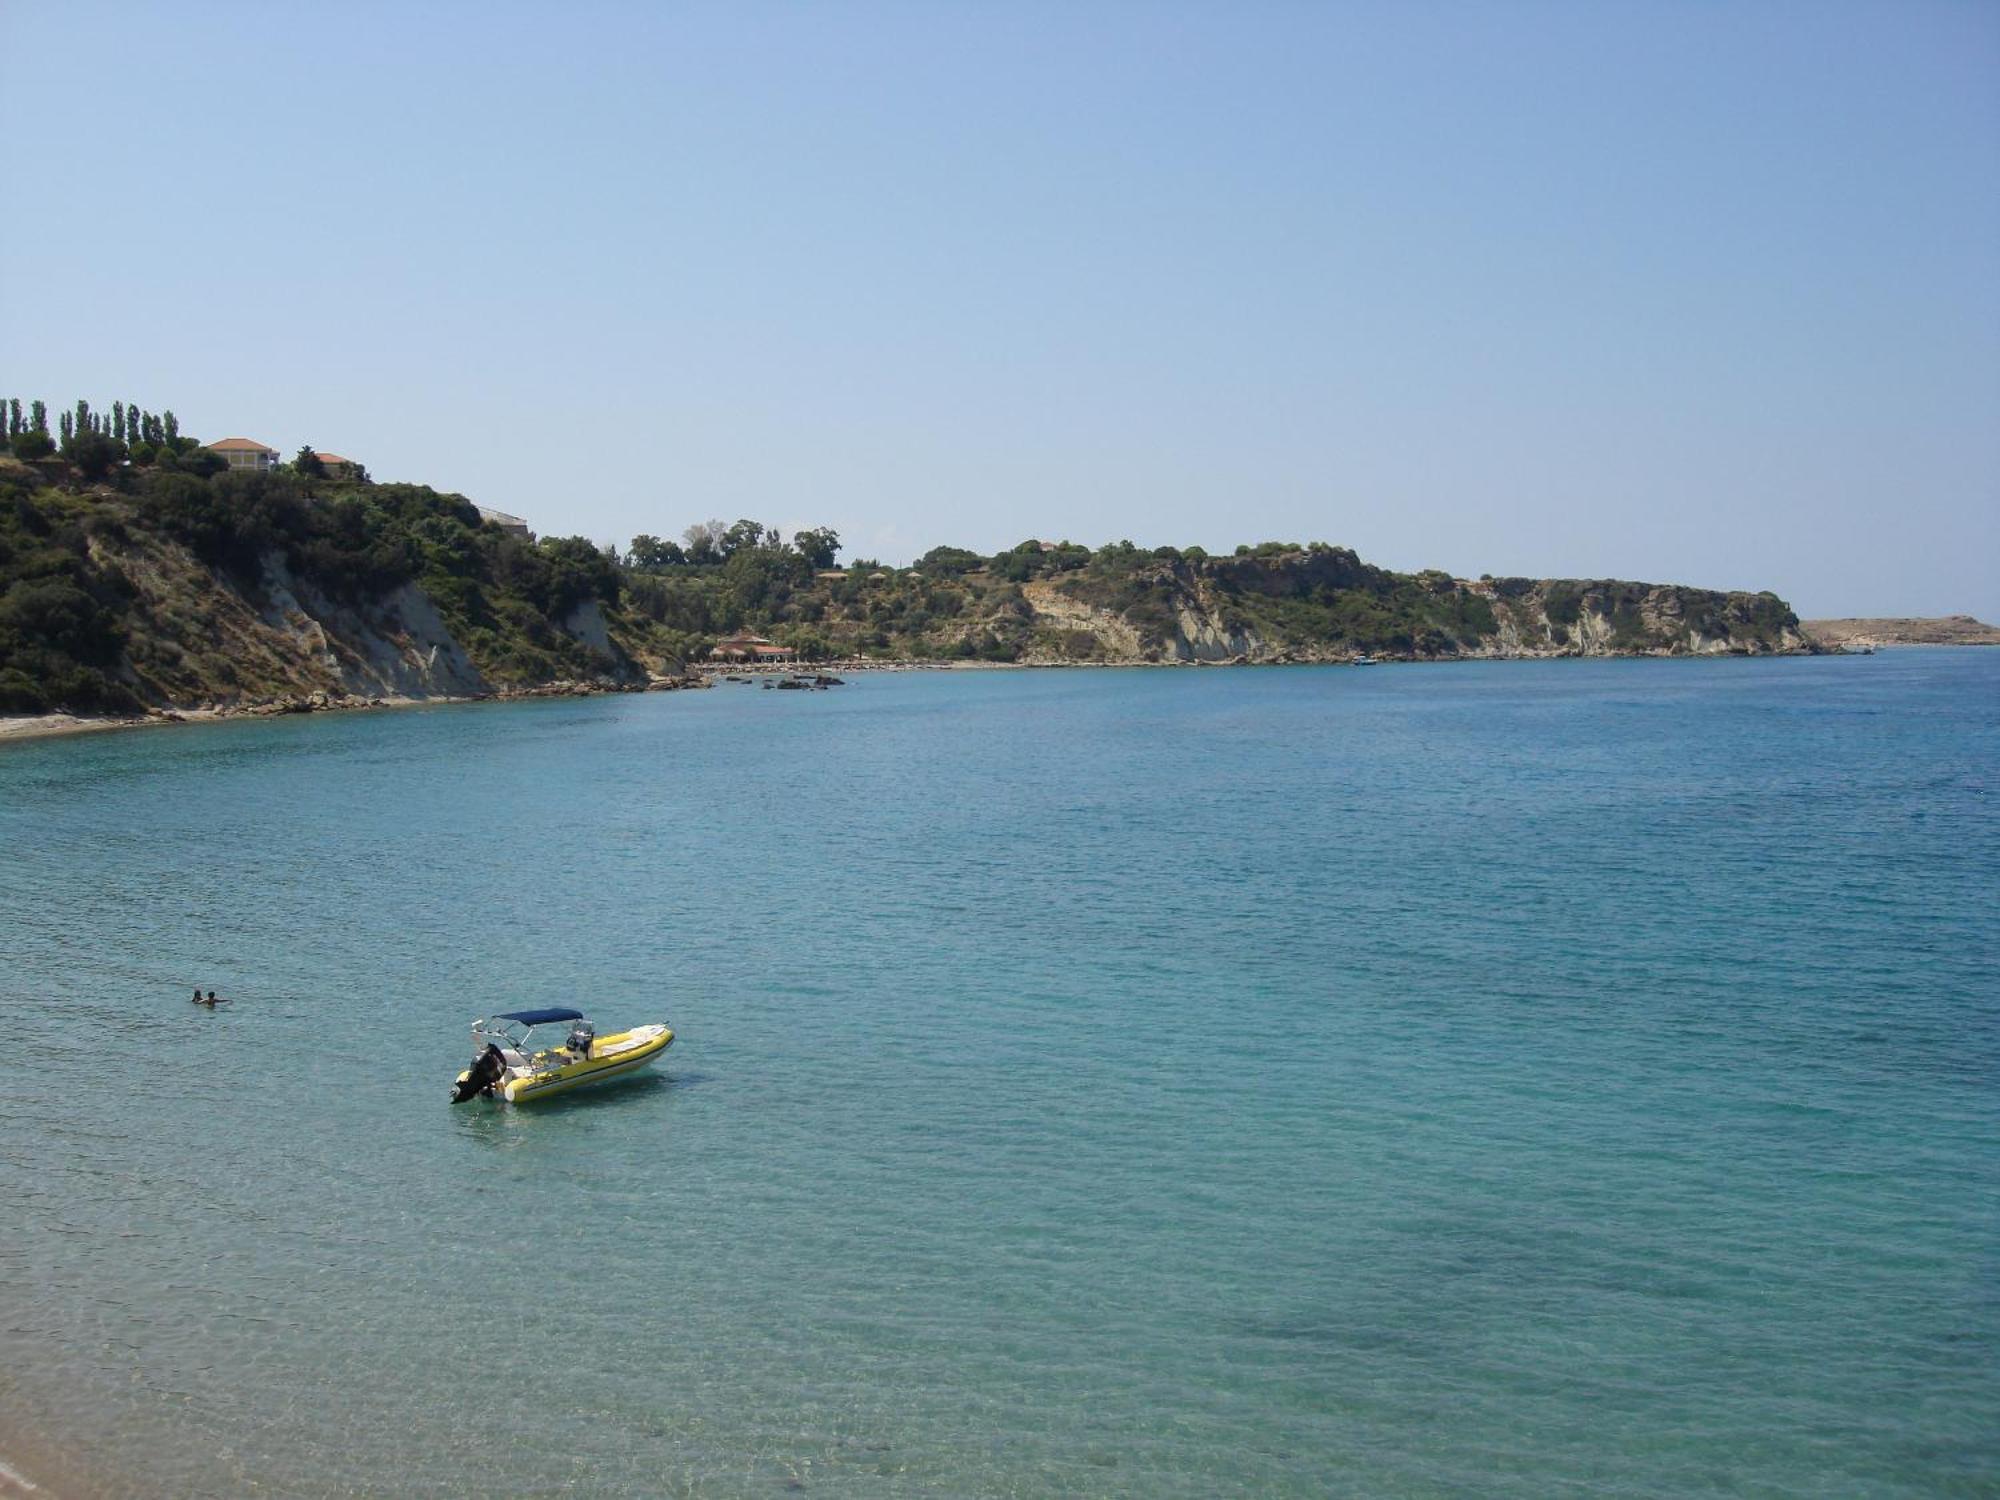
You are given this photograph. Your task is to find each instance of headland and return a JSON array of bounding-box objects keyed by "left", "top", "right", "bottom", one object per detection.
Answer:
[
  {"left": 1802, "top": 615, "right": 2000, "bottom": 649},
  {"left": 2, "top": 396, "right": 1823, "bottom": 738}
]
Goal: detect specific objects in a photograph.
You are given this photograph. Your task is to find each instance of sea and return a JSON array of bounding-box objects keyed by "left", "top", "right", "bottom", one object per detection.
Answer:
[{"left": 0, "top": 653, "right": 1994, "bottom": 1499}]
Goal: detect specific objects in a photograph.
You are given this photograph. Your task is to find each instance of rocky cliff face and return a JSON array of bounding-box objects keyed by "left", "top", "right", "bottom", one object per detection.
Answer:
[
  {"left": 1015, "top": 553, "right": 1812, "bottom": 664},
  {"left": 87, "top": 531, "right": 633, "bottom": 709},
  {"left": 1467, "top": 578, "right": 1814, "bottom": 659}
]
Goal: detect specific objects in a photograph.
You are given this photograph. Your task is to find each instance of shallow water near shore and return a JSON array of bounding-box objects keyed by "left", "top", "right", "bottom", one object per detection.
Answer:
[{"left": 1, "top": 655, "right": 1995, "bottom": 1497}]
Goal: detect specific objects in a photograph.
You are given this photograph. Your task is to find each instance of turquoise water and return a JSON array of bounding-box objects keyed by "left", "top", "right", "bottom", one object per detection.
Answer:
[{"left": 1, "top": 655, "right": 1995, "bottom": 1498}]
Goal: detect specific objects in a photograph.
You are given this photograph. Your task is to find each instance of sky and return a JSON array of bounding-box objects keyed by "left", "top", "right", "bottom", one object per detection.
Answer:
[{"left": 2, "top": 0, "right": 1995, "bottom": 619}]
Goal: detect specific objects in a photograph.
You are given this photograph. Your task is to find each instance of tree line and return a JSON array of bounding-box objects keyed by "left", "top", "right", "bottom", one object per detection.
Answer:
[
  {"left": 5, "top": 395, "right": 202, "bottom": 475},
  {"left": 625, "top": 519, "right": 841, "bottom": 572}
]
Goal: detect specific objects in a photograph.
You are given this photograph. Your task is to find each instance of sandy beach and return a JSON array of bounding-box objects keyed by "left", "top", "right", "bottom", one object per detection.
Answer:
[{"left": 0, "top": 1431, "right": 69, "bottom": 1498}]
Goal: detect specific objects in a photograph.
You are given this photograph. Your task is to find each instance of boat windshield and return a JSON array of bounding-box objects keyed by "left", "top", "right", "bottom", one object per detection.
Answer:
[{"left": 471, "top": 1015, "right": 592, "bottom": 1063}]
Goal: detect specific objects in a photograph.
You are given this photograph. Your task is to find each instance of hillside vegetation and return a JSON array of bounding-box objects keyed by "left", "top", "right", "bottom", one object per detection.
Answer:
[{"left": 0, "top": 406, "right": 1815, "bottom": 715}]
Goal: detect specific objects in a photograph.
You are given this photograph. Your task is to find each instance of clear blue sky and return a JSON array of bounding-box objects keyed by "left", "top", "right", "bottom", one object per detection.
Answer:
[{"left": 3, "top": 0, "right": 1994, "bottom": 618}]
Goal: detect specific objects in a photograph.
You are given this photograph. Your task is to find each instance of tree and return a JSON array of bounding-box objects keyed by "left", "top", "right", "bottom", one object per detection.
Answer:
[
  {"left": 64, "top": 431, "right": 126, "bottom": 480},
  {"left": 720, "top": 518, "right": 766, "bottom": 558},
  {"left": 916, "top": 545, "right": 986, "bottom": 576},
  {"left": 9, "top": 429, "right": 53, "bottom": 459},
  {"left": 163, "top": 410, "right": 178, "bottom": 442},
  {"left": 112, "top": 402, "right": 125, "bottom": 442},
  {"left": 786, "top": 628, "right": 833, "bottom": 661},
  {"left": 29, "top": 399, "right": 47, "bottom": 435},
  {"left": 4, "top": 399, "right": 17, "bottom": 438},
  {"left": 60, "top": 411, "right": 73, "bottom": 444},
  {"left": 682, "top": 519, "right": 726, "bottom": 564},
  {"left": 627, "top": 534, "right": 685, "bottom": 571},
  {"left": 792, "top": 527, "right": 841, "bottom": 570},
  {"left": 294, "top": 446, "right": 326, "bottom": 477},
  {"left": 536, "top": 535, "right": 622, "bottom": 615}
]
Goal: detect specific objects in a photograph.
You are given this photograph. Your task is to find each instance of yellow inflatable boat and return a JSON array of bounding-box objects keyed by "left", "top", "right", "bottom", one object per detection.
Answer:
[{"left": 451, "top": 1007, "right": 673, "bottom": 1103}]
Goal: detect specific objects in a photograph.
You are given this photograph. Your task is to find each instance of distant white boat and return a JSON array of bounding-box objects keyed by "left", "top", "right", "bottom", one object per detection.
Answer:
[{"left": 1352, "top": 654, "right": 1379, "bottom": 665}]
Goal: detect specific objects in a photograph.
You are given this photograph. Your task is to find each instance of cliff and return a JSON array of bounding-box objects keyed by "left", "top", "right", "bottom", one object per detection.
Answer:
[
  {"left": 0, "top": 456, "right": 682, "bottom": 716},
  {"left": 997, "top": 549, "right": 1811, "bottom": 664}
]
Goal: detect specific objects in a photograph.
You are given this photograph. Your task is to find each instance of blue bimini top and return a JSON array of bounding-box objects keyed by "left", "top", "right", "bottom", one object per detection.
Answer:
[{"left": 493, "top": 1007, "right": 585, "bottom": 1026}]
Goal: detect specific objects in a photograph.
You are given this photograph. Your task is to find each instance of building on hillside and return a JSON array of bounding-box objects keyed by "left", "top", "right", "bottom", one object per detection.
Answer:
[
  {"left": 205, "top": 437, "right": 280, "bottom": 472},
  {"left": 710, "top": 633, "right": 797, "bottom": 664},
  {"left": 312, "top": 450, "right": 361, "bottom": 478},
  {"left": 476, "top": 506, "right": 532, "bottom": 539}
]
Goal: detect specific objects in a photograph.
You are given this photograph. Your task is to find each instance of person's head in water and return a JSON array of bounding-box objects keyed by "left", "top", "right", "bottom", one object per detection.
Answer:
[
  {"left": 206, "top": 991, "right": 218, "bottom": 1004},
  {"left": 192, "top": 988, "right": 202, "bottom": 1004}
]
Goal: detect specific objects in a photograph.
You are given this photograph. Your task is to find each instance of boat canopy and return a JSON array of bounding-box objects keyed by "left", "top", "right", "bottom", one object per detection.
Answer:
[{"left": 492, "top": 1007, "right": 584, "bottom": 1026}]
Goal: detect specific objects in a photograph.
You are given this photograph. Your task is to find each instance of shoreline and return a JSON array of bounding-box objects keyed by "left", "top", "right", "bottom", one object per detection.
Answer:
[
  {"left": 0, "top": 642, "right": 1871, "bottom": 746},
  {"left": 0, "top": 678, "right": 697, "bottom": 746},
  {"left": 0, "top": 1427, "right": 67, "bottom": 1499}
]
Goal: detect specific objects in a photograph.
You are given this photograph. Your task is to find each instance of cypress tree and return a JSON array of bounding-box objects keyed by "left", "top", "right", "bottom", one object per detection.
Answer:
[
  {"left": 30, "top": 399, "right": 47, "bottom": 436},
  {"left": 113, "top": 401, "right": 125, "bottom": 442},
  {"left": 60, "top": 411, "right": 73, "bottom": 444},
  {"left": 163, "top": 410, "right": 179, "bottom": 443},
  {"left": 4, "top": 399, "right": 15, "bottom": 438}
]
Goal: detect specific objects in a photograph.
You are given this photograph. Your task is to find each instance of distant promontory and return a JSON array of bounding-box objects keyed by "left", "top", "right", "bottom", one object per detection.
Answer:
[{"left": 1802, "top": 616, "right": 2000, "bottom": 649}]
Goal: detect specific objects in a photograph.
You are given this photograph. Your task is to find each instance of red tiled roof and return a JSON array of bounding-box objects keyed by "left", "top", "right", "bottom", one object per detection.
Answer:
[
  {"left": 206, "top": 437, "right": 276, "bottom": 453},
  {"left": 312, "top": 451, "right": 354, "bottom": 466}
]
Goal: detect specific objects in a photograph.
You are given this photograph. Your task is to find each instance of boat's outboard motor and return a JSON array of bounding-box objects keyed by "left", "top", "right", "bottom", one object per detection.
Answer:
[
  {"left": 566, "top": 1020, "right": 595, "bottom": 1057},
  {"left": 452, "top": 1043, "right": 507, "bottom": 1102}
]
